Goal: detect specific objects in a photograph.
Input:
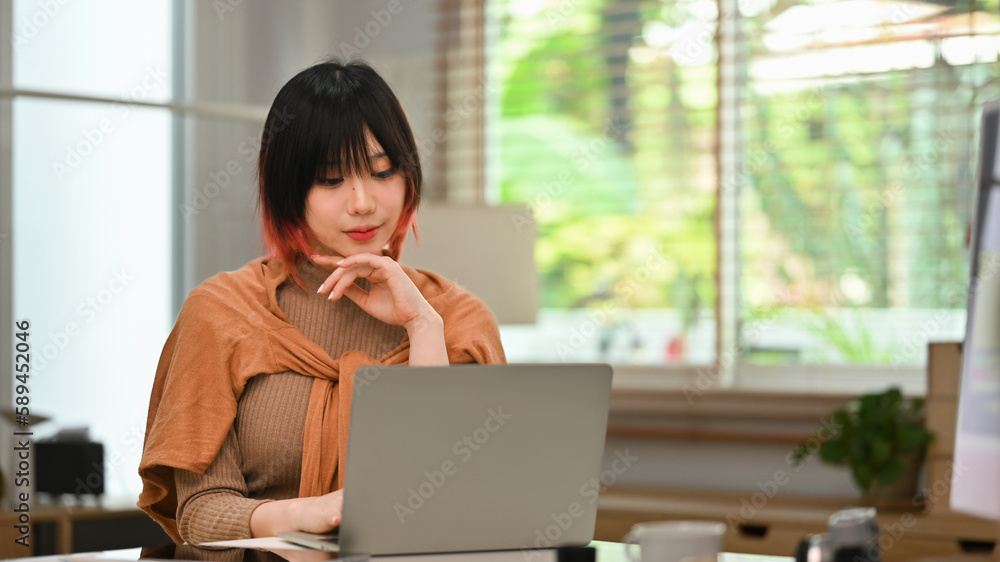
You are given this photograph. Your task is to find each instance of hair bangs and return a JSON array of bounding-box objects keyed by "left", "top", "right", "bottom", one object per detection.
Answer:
[
  {"left": 314, "top": 97, "right": 376, "bottom": 180},
  {"left": 315, "top": 84, "right": 419, "bottom": 185}
]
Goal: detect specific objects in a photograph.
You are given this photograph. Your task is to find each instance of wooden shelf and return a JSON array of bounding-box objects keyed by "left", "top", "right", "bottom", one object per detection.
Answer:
[
  {"left": 596, "top": 486, "right": 1000, "bottom": 561},
  {"left": 0, "top": 502, "right": 168, "bottom": 557}
]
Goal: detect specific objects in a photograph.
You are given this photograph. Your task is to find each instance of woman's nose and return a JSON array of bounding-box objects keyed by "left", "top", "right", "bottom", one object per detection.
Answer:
[{"left": 346, "top": 178, "right": 376, "bottom": 215}]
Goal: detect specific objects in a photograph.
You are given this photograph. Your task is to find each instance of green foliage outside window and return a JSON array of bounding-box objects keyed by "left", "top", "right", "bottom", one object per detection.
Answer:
[
  {"left": 495, "top": 0, "right": 999, "bottom": 365},
  {"left": 496, "top": 0, "right": 716, "bottom": 320}
]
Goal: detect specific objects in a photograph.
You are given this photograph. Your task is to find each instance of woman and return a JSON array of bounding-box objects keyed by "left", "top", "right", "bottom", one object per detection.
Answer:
[{"left": 138, "top": 60, "right": 506, "bottom": 544}]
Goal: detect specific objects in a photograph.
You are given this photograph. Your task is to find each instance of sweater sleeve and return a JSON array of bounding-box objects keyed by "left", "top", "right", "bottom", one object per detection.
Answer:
[{"left": 174, "top": 426, "right": 270, "bottom": 543}]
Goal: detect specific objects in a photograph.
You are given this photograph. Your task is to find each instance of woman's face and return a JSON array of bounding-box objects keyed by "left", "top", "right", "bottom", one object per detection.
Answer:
[{"left": 304, "top": 139, "right": 406, "bottom": 260}]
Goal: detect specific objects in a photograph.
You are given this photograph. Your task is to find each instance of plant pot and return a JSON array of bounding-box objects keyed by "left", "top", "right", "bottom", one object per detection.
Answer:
[{"left": 860, "top": 455, "right": 922, "bottom": 506}]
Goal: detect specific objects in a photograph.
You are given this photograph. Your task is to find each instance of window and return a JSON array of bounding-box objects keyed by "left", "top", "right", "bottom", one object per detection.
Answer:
[
  {"left": 9, "top": 0, "right": 173, "bottom": 499},
  {"left": 489, "top": 0, "right": 999, "bottom": 383},
  {"left": 736, "top": 0, "right": 996, "bottom": 369},
  {"left": 495, "top": 0, "right": 718, "bottom": 366}
]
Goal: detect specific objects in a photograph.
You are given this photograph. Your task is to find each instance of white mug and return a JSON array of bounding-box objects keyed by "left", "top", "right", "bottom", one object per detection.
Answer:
[{"left": 624, "top": 520, "right": 726, "bottom": 562}]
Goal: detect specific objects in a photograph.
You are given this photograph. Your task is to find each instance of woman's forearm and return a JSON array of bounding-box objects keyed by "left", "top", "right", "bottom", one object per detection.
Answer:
[
  {"left": 250, "top": 498, "right": 297, "bottom": 537},
  {"left": 405, "top": 310, "right": 448, "bottom": 365}
]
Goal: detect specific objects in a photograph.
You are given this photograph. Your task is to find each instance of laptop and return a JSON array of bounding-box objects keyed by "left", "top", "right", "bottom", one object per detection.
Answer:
[{"left": 280, "top": 363, "right": 613, "bottom": 556}]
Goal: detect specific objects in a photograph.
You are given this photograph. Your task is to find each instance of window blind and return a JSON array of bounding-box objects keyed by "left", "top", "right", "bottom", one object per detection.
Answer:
[{"left": 735, "top": 0, "right": 1000, "bottom": 366}]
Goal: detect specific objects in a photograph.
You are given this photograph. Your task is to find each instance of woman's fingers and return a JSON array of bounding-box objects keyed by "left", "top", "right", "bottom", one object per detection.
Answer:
[
  {"left": 294, "top": 491, "right": 344, "bottom": 534},
  {"left": 338, "top": 252, "right": 399, "bottom": 270},
  {"left": 310, "top": 253, "right": 343, "bottom": 264},
  {"left": 326, "top": 490, "right": 344, "bottom": 528},
  {"left": 310, "top": 252, "right": 429, "bottom": 327},
  {"left": 313, "top": 253, "right": 387, "bottom": 295},
  {"left": 326, "top": 266, "right": 376, "bottom": 301},
  {"left": 316, "top": 254, "right": 393, "bottom": 298},
  {"left": 311, "top": 254, "right": 344, "bottom": 295},
  {"left": 337, "top": 282, "right": 369, "bottom": 306}
]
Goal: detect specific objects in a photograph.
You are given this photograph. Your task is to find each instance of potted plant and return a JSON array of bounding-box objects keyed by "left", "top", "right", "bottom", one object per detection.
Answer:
[{"left": 791, "top": 387, "right": 934, "bottom": 499}]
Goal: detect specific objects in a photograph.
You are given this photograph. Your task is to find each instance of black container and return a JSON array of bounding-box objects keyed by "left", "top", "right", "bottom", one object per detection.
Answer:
[{"left": 36, "top": 441, "right": 104, "bottom": 495}]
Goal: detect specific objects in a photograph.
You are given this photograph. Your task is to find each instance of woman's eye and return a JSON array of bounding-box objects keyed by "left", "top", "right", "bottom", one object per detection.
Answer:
[
  {"left": 317, "top": 177, "right": 344, "bottom": 187},
  {"left": 372, "top": 168, "right": 396, "bottom": 179}
]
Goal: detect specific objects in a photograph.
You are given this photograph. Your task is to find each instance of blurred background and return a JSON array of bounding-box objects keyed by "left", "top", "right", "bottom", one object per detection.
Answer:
[{"left": 1, "top": 0, "right": 998, "bottom": 506}]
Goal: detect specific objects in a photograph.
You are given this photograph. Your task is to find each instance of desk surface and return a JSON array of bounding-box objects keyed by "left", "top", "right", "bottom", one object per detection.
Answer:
[{"left": 11, "top": 539, "right": 793, "bottom": 562}]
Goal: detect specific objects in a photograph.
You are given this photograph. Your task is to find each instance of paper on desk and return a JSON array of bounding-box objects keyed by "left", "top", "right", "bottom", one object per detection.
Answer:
[{"left": 199, "top": 537, "right": 309, "bottom": 550}]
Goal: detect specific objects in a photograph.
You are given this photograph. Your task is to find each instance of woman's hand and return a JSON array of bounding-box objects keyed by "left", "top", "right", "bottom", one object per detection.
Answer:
[
  {"left": 250, "top": 489, "right": 343, "bottom": 537},
  {"left": 285, "top": 490, "right": 344, "bottom": 534},
  {"left": 311, "top": 252, "right": 448, "bottom": 365},
  {"left": 312, "top": 253, "right": 437, "bottom": 332}
]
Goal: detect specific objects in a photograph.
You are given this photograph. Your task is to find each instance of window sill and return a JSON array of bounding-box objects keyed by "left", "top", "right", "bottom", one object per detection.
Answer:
[{"left": 606, "top": 363, "right": 927, "bottom": 443}]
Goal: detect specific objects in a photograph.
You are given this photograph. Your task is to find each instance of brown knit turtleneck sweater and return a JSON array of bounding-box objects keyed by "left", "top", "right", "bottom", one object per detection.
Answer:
[{"left": 174, "top": 259, "right": 405, "bottom": 543}]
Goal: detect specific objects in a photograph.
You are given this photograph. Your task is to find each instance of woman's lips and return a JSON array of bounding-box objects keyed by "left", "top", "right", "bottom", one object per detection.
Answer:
[{"left": 346, "top": 227, "right": 378, "bottom": 241}]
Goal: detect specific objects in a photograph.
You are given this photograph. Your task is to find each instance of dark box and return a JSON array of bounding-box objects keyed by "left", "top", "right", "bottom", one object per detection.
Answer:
[{"left": 35, "top": 441, "right": 104, "bottom": 495}]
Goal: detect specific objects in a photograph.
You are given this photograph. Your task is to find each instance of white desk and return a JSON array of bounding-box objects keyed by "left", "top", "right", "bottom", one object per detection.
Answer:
[{"left": 10, "top": 539, "right": 793, "bottom": 562}]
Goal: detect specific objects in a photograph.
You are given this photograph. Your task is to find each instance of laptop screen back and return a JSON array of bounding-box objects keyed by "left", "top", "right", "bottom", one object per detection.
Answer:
[{"left": 339, "top": 364, "right": 613, "bottom": 556}]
